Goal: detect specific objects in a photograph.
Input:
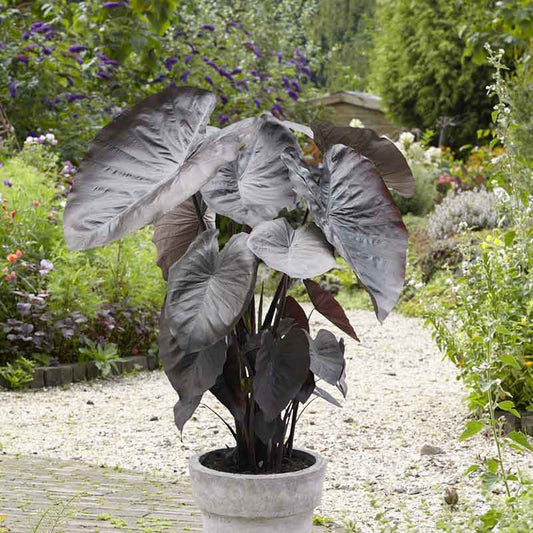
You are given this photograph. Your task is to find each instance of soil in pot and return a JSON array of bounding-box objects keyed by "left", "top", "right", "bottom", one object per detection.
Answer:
[{"left": 201, "top": 447, "right": 316, "bottom": 475}]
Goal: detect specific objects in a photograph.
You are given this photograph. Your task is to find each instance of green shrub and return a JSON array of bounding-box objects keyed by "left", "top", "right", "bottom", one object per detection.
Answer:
[{"left": 427, "top": 230, "right": 533, "bottom": 411}]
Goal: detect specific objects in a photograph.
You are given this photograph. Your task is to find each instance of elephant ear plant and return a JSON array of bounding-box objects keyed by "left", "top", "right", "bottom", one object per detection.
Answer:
[{"left": 63, "top": 86, "right": 414, "bottom": 474}]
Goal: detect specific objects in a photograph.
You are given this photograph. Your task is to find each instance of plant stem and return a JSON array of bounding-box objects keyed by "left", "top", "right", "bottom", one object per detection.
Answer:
[{"left": 191, "top": 193, "right": 207, "bottom": 231}]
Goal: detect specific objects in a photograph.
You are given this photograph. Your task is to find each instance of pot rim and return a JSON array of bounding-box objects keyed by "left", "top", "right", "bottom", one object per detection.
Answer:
[{"left": 190, "top": 447, "right": 326, "bottom": 481}]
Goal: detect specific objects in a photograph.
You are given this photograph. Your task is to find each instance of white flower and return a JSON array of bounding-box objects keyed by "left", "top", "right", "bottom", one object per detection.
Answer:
[
  {"left": 349, "top": 118, "right": 364, "bottom": 128},
  {"left": 399, "top": 131, "right": 415, "bottom": 147},
  {"left": 424, "top": 146, "right": 442, "bottom": 162},
  {"left": 25, "top": 136, "right": 36, "bottom": 145},
  {"left": 45, "top": 133, "right": 55, "bottom": 142}
]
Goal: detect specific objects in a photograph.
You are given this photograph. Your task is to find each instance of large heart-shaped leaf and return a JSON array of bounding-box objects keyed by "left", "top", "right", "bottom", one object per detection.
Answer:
[
  {"left": 284, "top": 296, "right": 309, "bottom": 332},
  {"left": 308, "top": 329, "right": 346, "bottom": 393},
  {"left": 311, "top": 120, "right": 415, "bottom": 198},
  {"left": 153, "top": 195, "right": 216, "bottom": 280},
  {"left": 64, "top": 86, "right": 255, "bottom": 250},
  {"left": 166, "top": 229, "right": 258, "bottom": 353},
  {"left": 304, "top": 280, "right": 359, "bottom": 341},
  {"left": 247, "top": 219, "right": 337, "bottom": 278},
  {"left": 313, "top": 386, "right": 342, "bottom": 408},
  {"left": 254, "top": 329, "right": 310, "bottom": 421},
  {"left": 174, "top": 395, "right": 202, "bottom": 433},
  {"left": 284, "top": 147, "right": 408, "bottom": 323},
  {"left": 159, "top": 303, "right": 227, "bottom": 399},
  {"left": 201, "top": 114, "right": 300, "bottom": 226}
]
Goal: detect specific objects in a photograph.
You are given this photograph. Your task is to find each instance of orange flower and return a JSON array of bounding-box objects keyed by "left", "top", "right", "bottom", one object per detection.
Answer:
[
  {"left": 6, "top": 250, "right": 22, "bottom": 263},
  {"left": 9, "top": 210, "right": 16, "bottom": 218},
  {"left": 4, "top": 271, "right": 17, "bottom": 282}
]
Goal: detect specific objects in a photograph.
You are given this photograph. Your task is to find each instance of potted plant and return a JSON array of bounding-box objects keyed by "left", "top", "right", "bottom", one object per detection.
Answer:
[{"left": 63, "top": 86, "right": 414, "bottom": 533}]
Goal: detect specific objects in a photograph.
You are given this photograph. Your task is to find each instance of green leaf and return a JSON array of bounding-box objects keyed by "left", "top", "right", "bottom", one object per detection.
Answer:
[
  {"left": 504, "top": 230, "right": 516, "bottom": 246},
  {"left": 459, "top": 420, "right": 484, "bottom": 441},
  {"left": 485, "top": 457, "right": 500, "bottom": 474},
  {"left": 499, "top": 354, "right": 521, "bottom": 370},
  {"left": 498, "top": 400, "right": 521, "bottom": 418},
  {"left": 506, "top": 431, "right": 533, "bottom": 452},
  {"left": 463, "top": 464, "right": 480, "bottom": 476}
]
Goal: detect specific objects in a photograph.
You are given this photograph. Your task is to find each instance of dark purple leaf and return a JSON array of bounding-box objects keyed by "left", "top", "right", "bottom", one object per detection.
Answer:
[
  {"left": 310, "top": 121, "right": 415, "bottom": 198},
  {"left": 304, "top": 280, "right": 359, "bottom": 341},
  {"left": 247, "top": 219, "right": 336, "bottom": 278},
  {"left": 166, "top": 230, "right": 258, "bottom": 353},
  {"left": 284, "top": 296, "right": 309, "bottom": 332},
  {"left": 284, "top": 147, "right": 408, "bottom": 323},
  {"left": 308, "top": 329, "right": 346, "bottom": 392},
  {"left": 254, "top": 329, "right": 310, "bottom": 421}
]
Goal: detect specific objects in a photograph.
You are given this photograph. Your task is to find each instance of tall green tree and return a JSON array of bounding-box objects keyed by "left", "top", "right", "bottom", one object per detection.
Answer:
[
  {"left": 369, "top": 0, "right": 494, "bottom": 147},
  {"left": 309, "top": 0, "right": 375, "bottom": 91}
]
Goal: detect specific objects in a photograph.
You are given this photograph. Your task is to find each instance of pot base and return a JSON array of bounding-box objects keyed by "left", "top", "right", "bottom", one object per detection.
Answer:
[
  {"left": 202, "top": 510, "right": 312, "bottom": 533},
  {"left": 190, "top": 448, "right": 326, "bottom": 533}
]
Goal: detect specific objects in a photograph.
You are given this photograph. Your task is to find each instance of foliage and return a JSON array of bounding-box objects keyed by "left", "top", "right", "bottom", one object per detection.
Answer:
[
  {"left": 460, "top": 0, "right": 533, "bottom": 66},
  {"left": 308, "top": 0, "right": 375, "bottom": 91},
  {"left": 63, "top": 86, "right": 414, "bottom": 474},
  {"left": 78, "top": 339, "right": 119, "bottom": 378},
  {"left": 427, "top": 48, "right": 533, "bottom": 416},
  {"left": 0, "top": 356, "right": 34, "bottom": 389},
  {"left": 0, "top": 144, "right": 164, "bottom": 369},
  {"left": 427, "top": 189, "right": 502, "bottom": 240},
  {"left": 0, "top": 0, "right": 316, "bottom": 161},
  {"left": 370, "top": 0, "right": 494, "bottom": 148}
]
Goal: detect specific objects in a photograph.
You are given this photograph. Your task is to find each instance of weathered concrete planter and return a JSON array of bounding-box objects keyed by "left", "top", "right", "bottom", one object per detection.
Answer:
[{"left": 189, "top": 448, "right": 326, "bottom": 533}]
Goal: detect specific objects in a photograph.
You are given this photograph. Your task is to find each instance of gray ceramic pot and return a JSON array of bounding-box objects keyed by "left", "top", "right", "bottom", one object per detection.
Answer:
[{"left": 189, "top": 448, "right": 327, "bottom": 533}]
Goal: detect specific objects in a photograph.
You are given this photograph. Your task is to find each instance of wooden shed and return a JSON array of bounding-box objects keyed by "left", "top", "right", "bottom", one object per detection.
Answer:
[{"left": 309, "top": 90, "right": 400, "bottom": 138}]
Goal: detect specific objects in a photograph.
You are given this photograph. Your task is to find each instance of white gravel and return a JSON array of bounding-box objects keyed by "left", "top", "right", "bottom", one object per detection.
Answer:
[{"left": 1, "top": 308, "right": 531, "bottom": 532}]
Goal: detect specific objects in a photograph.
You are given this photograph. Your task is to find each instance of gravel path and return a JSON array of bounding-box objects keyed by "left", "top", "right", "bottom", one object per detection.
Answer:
[{"left": 1, "top": 308, "right": 531, "bottom": 532}]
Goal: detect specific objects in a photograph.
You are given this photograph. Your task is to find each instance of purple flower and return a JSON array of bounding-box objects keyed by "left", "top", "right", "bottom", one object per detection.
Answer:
[
  {"left": 97, "top": 52, "right": 109, "bottom": 61},
  {"left": 230, "top": 67, "right": 242, "bottom": 75},
  {"left": 151, "top": 74, "right": 165, "bottom": 83},
  {"left": 227, "top": 21, "right": 238, "bottom": 29},
  {"left": 220, "top": 70, "right": 233, "bottom": 82},
  {"left": 277, "top": 52, "right": 283, "bottom": 64},
  {"left": 281, "top": 76, "right": 290, "bottom": 89},
  {"left": 243, "top": 41, "right": 262, "bottom": 58},
  {"left": 253, "top": 97, "right": 261, "bottom": 108},
  {"left": 292, "top": 80, "right": 301, "bottom": 92},
  {"left": 184, "top": 53, "right": 193, "bottom": 65},
  {"left": 104, "top": 2, "right": 122, "bottom": 7},
  {"left": 204, "top": 75, "right": 214, "bottom": 86},
  {"left": 96, "top": 71, "right": 111, "bottom": 80},
  {"left": 301, "top": 66, "right": 312, "bottom": 77},
  {"left": 42, "top": 46, "right": 52, "bottom": 55},
  {"left": 288, "top": 90, "right": 298, "bottom": 101},
  {"left": 3, "top": 180, "right": 12, "bottom": 188},
  {"left": 236, "top": 80, "right": 249, "bottom": 92},
  {"left": 164, "top": 56, "right": 178, "bottom": 71},
  {"left": 13, "top": 54, "right": 29, "bottom": 64},
  {"left": 220, "top": 94, "right": 228, "bottom": 106},
  {"left": 69, "top": 45, "right": 87, "bottom": 53},
  {"left": 24, "top": 44, "right": 38, "bottom": 52},
  {"left": 219, "top": 115, "right": 229, "bottom": 125},
  {"left": 202, "top": 24, "right": 215, "bottom": 31},
  {"left": 22, "top": 31, "right": 31, "bottom": 40},
  {"left": 104, "top": 58, "right": 119, "bottom": 66},
  {"left": 67, "top": 93, "right": 85, "bottom": 103},
  {"left": 9, "top": 81, "right": 17, "bottom": 98},
  {"left": 179, "top": 70, "right": 190, "bottom": 83},
  {"left": 38, "top": 259, "right": 54, "bottom": 276},
  {"left": 271, "top": 104, "right": 284, "bottom": 118},
  {"left": 0, "top": 43, "right": 4, "bottom": 50}
]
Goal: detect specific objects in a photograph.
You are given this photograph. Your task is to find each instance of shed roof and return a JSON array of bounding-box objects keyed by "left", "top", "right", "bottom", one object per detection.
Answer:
[{"left": 309, "top": 90, "right": 383, "bottom": 112}]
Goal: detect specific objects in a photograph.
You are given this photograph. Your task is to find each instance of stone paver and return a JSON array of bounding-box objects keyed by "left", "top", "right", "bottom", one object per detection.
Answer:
[{"left": 0, "top": 454, "right": 334, "bottom": 532}]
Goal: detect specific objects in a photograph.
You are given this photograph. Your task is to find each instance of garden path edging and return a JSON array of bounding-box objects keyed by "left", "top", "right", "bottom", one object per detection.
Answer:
[{"left": 0, "top": 354, "right": 158, "bottom": 390}]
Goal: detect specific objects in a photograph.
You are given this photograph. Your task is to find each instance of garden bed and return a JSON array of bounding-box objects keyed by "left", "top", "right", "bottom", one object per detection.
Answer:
[{"left": 0, "top": 354, "right": 158, "bottom": 390}]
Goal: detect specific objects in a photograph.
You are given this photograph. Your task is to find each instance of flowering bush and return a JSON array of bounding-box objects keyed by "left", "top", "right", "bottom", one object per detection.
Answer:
[
  {"left": 427, "top": 189, "right": 502, "bottom": 240},
  {"left": 427, "top": 230, "right": 533, "bottom": 411},
  {"left": 0, "top": 144, "right": 164, "bottom": 372},
  {"left": 0, "top": 1, "right": 317, "bottom": 161}
]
